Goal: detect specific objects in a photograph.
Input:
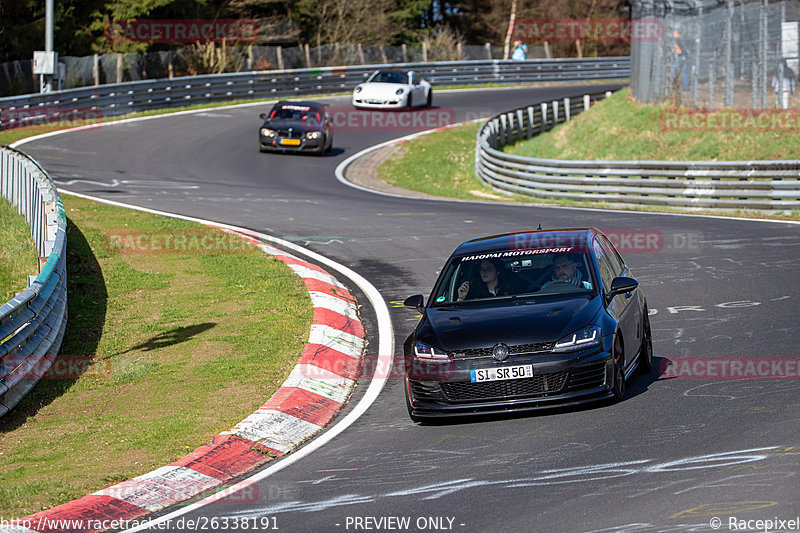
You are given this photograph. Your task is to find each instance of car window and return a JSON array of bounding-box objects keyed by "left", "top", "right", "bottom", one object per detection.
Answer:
[
  {"left": 597, "top": 235, "right": 625, "bottom": 276},
  {"left": 368, "top": 71, "right": 407, "bottom": 84},
  {"left": 592, "top": 239, "right": 615, "bottom": 289},
  {"left": 431, "top": 249, "right": 595, "bottom": 306},
  {"left": 270, "top": 104, "right": 317, "bottom": 121}
]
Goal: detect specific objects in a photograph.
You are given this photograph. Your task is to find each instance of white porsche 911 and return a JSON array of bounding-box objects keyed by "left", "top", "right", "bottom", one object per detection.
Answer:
[{"left": 352, "top": 70, "right": 432, "bottom": 109}]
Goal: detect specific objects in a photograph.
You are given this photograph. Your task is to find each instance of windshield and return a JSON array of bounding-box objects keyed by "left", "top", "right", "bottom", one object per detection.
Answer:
[
  {"left": 269, "top": 104, "right": 322, "bottom": 123},
  {"left": 367, "top": 71, "right": 408, "bottom": 84},
  {"left": 431, "top": 249, "right": 596, "bottom": 306}
]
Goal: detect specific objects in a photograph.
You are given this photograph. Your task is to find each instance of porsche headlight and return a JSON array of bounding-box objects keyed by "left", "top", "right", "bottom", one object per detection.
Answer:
[
  {"left": 261, "top": 128, "right": 275, "bottom": 137},
  {"left": 553, "top": 326, "right": 601, "bottom": 353},
  {"left": 413, "top": 341, "right": 449, "bottom": 361},
  {"left": 306, "top": 131, "right": 322, "bottom": 139},
  {"left": 354, "top": 86, "right": 363, "bottom": 93},
  {"left": 395, "top": 88, "right": 406, "bottom": 95}
]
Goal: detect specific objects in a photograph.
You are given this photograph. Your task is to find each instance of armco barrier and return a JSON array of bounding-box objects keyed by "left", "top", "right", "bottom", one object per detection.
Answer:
[
  {"left": 475, "top": 94, "right": 800, "bottom": 211},
  {"left": 0, "top": 146, "right": 68, "bottom": 416},
  {"left": 0, "top": 57, "right": 629, "bottom": 129}
]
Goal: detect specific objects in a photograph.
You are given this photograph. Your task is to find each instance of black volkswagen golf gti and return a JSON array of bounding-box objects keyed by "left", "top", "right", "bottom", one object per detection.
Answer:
[{"left": 402, "top": 228, "right": 652, "bottom": 421}]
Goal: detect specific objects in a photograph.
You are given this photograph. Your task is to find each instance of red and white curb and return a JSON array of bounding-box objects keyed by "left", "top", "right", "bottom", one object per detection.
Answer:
[{"left": 2, "top": 232, "right": 365, "bottom": 533}]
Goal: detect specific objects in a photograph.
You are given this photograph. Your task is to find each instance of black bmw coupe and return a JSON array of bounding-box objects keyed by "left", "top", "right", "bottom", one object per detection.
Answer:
[
  {"left": 402, "top": 228, "right": 652, "bottom": 421},
  {"left": 258, "top": 101, "right": 333, "bottom": 155}
]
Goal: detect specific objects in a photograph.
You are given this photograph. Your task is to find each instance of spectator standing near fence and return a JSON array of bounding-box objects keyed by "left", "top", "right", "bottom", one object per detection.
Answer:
[
  {"left": 673, "top": 30, "right": 688, "bottom": 91},
  {"left": 512, "top": 40, "right": 528, "bottom": 61},
  {"left": 772, "top": 60, "right": 796, "bottom": 110}
]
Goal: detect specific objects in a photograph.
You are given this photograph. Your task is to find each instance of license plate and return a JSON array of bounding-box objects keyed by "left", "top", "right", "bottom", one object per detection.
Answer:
[
  {"left": 280, "top": 138, "right": 301, "bottom": 146},
  {"left": 470, "top": 364, "right": 533, "bottom": 383}
]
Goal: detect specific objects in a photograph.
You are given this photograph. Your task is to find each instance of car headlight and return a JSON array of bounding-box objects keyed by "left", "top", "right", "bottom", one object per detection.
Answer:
[
  {"left": 355, "top": 86, "right": 362, "bottom": 93},
  {"left": 395, "top": 88, "right": 405, "bottom": 95},
  {"left": 306, "top": 131, "right": 322, "bottom": 139},
  {"left": 413, "top": 341, "right": 449, "bottom": 361},
  {"left": 261, "top": 128, "right": 275, "bottom": 137},
  {"left": 553, "top": 326, "right": 602, "bottom": 353}
]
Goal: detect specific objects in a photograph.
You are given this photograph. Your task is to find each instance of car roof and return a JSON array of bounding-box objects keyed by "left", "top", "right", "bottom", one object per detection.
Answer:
[{"left": 452, "top": 228, "right": 602, "bottom": 257}]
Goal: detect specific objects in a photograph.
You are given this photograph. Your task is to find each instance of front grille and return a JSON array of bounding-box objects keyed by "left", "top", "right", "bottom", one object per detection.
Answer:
[
  {"left": 449, "top": 341, "right": 555, "bottom": 360},
  {"left": 567, "top": 362, "right": 606, "bottom": 391},
  {"left": 278, "top": 129, "right": 303, "bottom": 138},
  {"left": 440, "top": 372, "right": 568, "bottom": 401}
]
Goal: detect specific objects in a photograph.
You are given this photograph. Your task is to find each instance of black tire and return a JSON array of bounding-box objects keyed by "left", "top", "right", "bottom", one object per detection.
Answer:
[
  {"left": 611, "top": 336, "right": 626, "bottom": 401},
  {"left": 426, "top": 89, "right": 432, "bottom": 107},
  {"left": 638, "top": 312, "right": 653, "bottom": 374},
  {"left": 407, "top": 93, "right": 413, "bottom": 108}
]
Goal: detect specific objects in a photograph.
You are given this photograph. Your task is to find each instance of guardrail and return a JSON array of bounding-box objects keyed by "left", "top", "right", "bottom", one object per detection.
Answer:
[
  {"left": 475, "top": 94, "right": 800, "bottom": 211},
  {"left": 0, "top": 57, "right": 629, "bottom": 129},
  {"left": 0, "top": 146, "right": 68, "bottom": 417}
]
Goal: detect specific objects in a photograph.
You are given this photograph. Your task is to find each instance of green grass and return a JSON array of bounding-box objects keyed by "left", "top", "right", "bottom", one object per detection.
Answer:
[
  {"left": 0, "top": 197, "right": 39, "bottom": 302},
  {"left": 377, "top": 123, "right": 501, "bottom": 200},
  {"left": 505, "top": 88, "right": 800, "bottom": 161},
  {"left": 0, "top": 195, "right": 313, "bottom": 517}
]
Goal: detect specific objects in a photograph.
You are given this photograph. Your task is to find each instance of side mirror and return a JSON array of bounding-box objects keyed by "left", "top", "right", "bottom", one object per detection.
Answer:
[
  {"left": 403, "top": 294, "right": 425, "bottom": 312},
  {"left": 607, "top": 276, "right": 639, "bottom": 300},
  {"left": 259, "top": 113, "right": 267, "bottom": 120}
]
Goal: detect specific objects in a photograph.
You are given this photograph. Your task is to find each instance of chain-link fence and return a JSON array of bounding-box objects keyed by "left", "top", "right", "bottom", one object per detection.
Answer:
[
  {"left": 631, "top": 0, "right": 800, "bottom": 109},
  {"left": 0, "top": 42, "right": 549, "bottom": 98}
]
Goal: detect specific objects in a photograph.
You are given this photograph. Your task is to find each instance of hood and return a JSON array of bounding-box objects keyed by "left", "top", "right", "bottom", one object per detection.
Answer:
[
  {"left": 418, "top": 296, "right": 601, "bottom": 352},
  {"left": 359, "top": 83, "right": 407, "bottom": 98}
]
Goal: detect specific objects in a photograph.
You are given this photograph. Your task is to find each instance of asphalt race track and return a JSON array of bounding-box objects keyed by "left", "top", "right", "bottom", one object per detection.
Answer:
[{"left": 20, "top": 85, "right": 800, "bottom": 532}]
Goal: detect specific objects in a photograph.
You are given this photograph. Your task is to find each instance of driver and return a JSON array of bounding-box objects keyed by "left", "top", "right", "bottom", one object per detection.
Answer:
[{"left": 544, "top": 253, "right": 592, "bottom": 290}]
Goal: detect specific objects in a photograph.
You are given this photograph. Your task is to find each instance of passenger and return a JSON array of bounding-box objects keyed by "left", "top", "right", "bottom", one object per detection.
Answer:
[
  {"left": 543, "top": 253, "right": 592, "bottom": 290},
  {"left": 457, "top": 259, "right": 514, "bottom": 301}
]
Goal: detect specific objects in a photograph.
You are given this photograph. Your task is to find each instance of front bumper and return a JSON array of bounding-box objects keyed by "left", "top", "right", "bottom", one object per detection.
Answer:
[
  {"left": 352, "top": 95, "right": 405, "bottom": 108},
  {"left": 259, "top": 135, "right": 324, "bottom": 152},
  {"left": 405, "top": 349, "right": 614, "bottom": 418}
]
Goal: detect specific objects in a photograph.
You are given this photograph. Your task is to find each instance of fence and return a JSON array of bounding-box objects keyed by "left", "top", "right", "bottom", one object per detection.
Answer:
[
  {"left": 631, "top": 0, "right": 800, "bottom": 109},
  {"left": 0, "top": 57, "right": 630, "bottom": 130},
  {"left": 475, "top": 93, "right": 800, "bottom": 211},
  {"left": 0, "top": 147, "right": 68, "bottom": 417},
  {"left": 0, "top": 42, "right": 544, "bottom": 97}
]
